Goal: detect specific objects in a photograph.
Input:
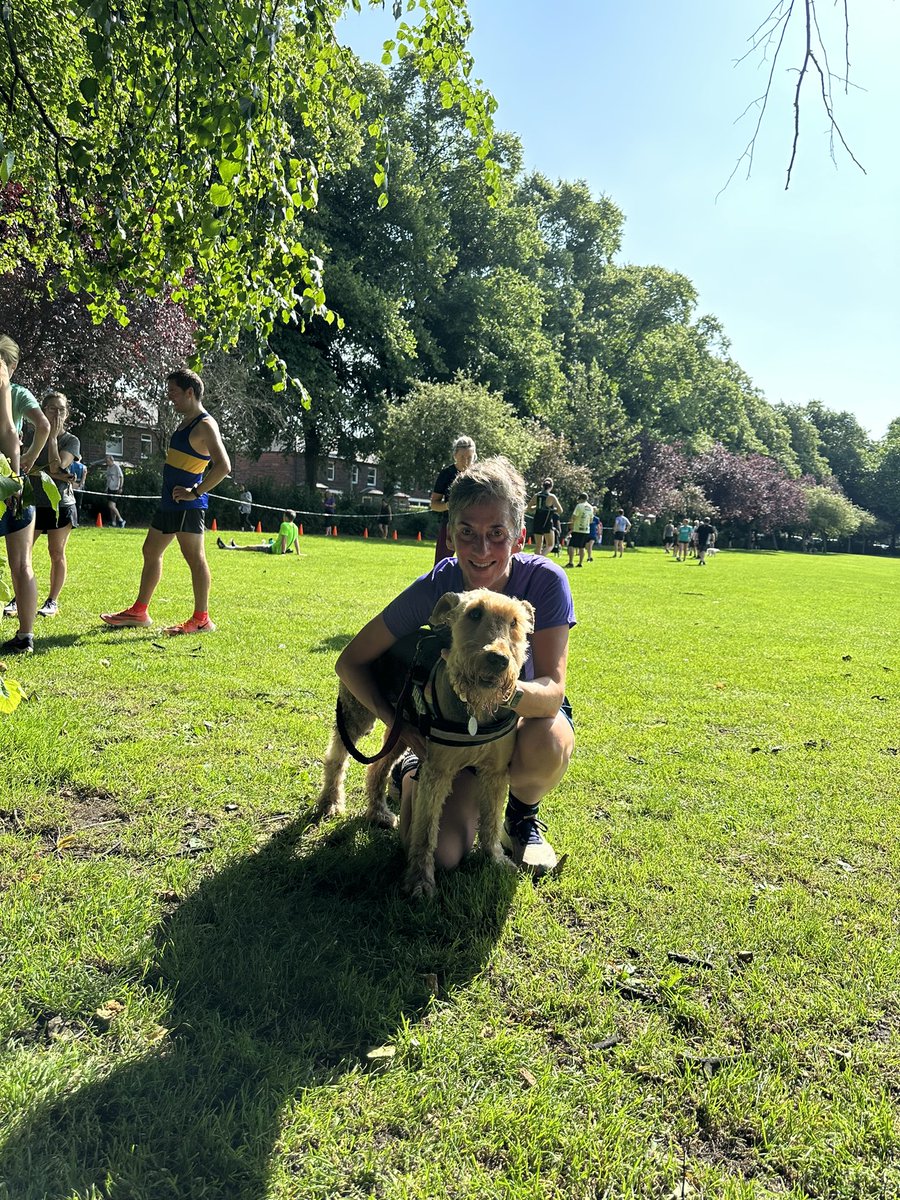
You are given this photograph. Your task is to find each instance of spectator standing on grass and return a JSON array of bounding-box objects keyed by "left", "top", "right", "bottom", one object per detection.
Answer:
[
  {"left": 0, "top": 335, "right": 51, "bottom": 655},
  {"left": 430, "top": 435, "right": 476, "bottom": 565},
  {"left": 696, "top": 519, "right": 717, "bottom": 566},
  {"left": 565, "top": 493, "right": 594, "bottom": 569},
  {"left": 549, "top": 508, "right": 564, "bottom": 556},
  {"left": 663, "top": 520, "right": 675, "bottom": 554},
  {"left": 238, "top": 486, "right": 253, "bottom": 532},
  {"left": 104, "top": 455, "right": 126, "bottom": 527},
  {"left": 676, "top": 518, "right": 693, "bottom": 561},
  {"left": 527, "top": 478, "right": 563, "bottom": 557},
  {"left": 612, "top": 508, "right": 631, "bottom": 558},
  {"left": 100, "top": 368, "right": 231, "bottom": 636},
  {"left": 27, "top": 392, "right": 80, "bottom": 619},
  {"left": 378, "top": 497, "right": 392, "bottom": 539},
  {"left": 323, "top": 490, "right": 336, "bottom": 537},
  {"left": 69, "top": 455, "right": 86, "bottom": 527},
  {"left": 587, "top": 512, "right": 602, "bottom": 561},
  {"left": 217, "top": 511, "right": 300, "bottom": 555}
]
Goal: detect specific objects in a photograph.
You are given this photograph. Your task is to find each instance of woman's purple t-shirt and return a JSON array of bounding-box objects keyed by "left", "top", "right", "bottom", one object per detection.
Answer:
[{"left": 381, "top": 553, "right": 576, "bottom": 681}]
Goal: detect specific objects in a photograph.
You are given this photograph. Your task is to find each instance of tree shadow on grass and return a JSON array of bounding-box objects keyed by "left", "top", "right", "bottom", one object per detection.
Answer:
[{"left": 0, "top": 817, "right": 517, "bottom": 1200}]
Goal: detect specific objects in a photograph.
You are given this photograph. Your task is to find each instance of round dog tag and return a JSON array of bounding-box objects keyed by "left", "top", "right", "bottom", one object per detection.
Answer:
[{"left": 467, "top": 715, "right": 478, "bottom": 737}]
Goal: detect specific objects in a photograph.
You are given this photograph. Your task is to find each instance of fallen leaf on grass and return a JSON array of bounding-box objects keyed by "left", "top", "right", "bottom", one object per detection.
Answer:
[
  {"left": 519, "top": 1067, "right": 537, "bottom": 1088},
  {"left": 422, "top": 973, "right": 439, "bottom": 997},
  {"left": 587, "top": 1036, "right": 622, "bottom": 1051},
  {"left": 667, "top": 952, "right": 714, "bottom": 970},
  {"left": 99, "top": 658, "right": 111, "bottom": 668},
  {"left": 679, "top": 1053, "right": 739, "bottom": 1077},
  {"left": 364, "top": 1043, "right": 396, "bottom": 1073},
  {"left": 92, "top": 1000, "right": 125, "bottom": 1032},
  {"left": 834, "top": 858, "right": 857, "bottom": 873}
]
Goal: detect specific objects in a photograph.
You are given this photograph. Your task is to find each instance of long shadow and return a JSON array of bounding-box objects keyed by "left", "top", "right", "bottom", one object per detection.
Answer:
[{"left": 0, "top": 816, "right": 516, "bottom": 1199}]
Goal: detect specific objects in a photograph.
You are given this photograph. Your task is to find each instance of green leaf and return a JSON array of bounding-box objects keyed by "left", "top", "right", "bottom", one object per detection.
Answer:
[
  {"left": 209, "top": 183, "right": 233, "bottom": 207},
  {"left": 79, "top": 76, "right": 100, "bottom": 102},
  {"left": 218, "top": 160, "right": 242, "bottom": 185},
  {"left": 0, "top": 675, "right": 26, "bottom": 715},
  {"left": 377, "top": 192, "right": 389, "bottom": 209},
  {"left": 38, "top": 472, "right": 61, "bottom": 517},
  {"left": 0, "top": 152, "right": 14, "bottom": 184}
]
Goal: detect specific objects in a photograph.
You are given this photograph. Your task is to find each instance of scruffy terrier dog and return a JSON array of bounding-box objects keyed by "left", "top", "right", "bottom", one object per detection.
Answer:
[{"left": 316, "top": 588, "right": 534, "bottom": 897}]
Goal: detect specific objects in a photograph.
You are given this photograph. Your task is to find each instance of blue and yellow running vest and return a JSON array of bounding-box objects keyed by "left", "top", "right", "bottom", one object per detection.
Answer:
[{"left": 161, "top": 413, "right": 211, "bottom": 511}]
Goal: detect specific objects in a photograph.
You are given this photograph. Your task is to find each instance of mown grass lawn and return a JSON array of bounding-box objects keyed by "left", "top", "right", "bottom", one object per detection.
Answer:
[{"left": 0, "top": 531, "right": 898, "bottom": 1200}]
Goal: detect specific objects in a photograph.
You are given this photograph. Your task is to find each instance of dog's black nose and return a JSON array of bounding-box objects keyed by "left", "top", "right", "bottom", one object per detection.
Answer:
[{"left": 484, "top": 650, "right": 509, "bottom": 669}]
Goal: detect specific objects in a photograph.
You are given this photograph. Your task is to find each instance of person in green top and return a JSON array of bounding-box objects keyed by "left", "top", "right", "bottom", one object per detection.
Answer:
[{"left": 216, "top": 511, "right": 300, "bottom": 555}]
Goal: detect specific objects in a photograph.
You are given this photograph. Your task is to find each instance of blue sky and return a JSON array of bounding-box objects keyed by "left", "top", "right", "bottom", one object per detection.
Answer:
[{"left": 340, "top": 1, "right": 899, "bottom": 439}]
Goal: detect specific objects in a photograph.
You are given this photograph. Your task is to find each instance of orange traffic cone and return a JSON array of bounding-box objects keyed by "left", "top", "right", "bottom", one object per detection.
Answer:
[
  {"left": 527, "top": 535, "right": 532, "bottom": 545},
  {"left": 363, "top": 526, "right": 368, "bottom": 538},
  {"left": 392, "top": 529, "right": 398, "bottom": 540},
  {"left": 95, "top": 512, "right": 103, "bottom": 527},
  {"left": 256, "top": 521, "right": 262, "bottom": 533},
  {"left": 211, "top": 518, "right": 218, "bottom": 531},
  {"left": 416, "top": 530, "right": 422, "bottom": 542},
  {"left": 332, "top": 525, "right": 338, "bottom": 537},
  {"left": 298, "top": 524, "right": 303, "bottom": 536}
]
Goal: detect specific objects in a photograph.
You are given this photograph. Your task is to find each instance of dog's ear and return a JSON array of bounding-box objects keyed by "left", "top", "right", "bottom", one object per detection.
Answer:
[
  {"left": 519, "top": 600, "right": 536, "bottom": 635},
  {"left": 430, "top": 592, "right": 463, "bottom": 626}
]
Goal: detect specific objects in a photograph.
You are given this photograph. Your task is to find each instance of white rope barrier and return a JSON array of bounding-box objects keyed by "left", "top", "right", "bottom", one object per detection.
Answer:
[{"left": 79, "top": 489, "right": 421, "bottom": 520}]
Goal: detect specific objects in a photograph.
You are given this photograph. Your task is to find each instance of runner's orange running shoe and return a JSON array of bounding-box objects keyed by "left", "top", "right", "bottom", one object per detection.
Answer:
[
  {"left": 100, "top": 607, "right": 152, "bottom": 627},
  {"left": 163, "top": 615, "right": 216, "bottom": 636}
]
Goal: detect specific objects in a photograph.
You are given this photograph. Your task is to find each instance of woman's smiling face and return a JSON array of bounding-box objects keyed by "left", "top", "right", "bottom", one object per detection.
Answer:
[{"left": 449, "top": 500, "right": 525, "bottom": 592}]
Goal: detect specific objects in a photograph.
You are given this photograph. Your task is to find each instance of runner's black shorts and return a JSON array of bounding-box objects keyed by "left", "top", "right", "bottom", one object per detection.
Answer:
[{"left": 151, "top": 507, "right": 207, "bottom": 535}]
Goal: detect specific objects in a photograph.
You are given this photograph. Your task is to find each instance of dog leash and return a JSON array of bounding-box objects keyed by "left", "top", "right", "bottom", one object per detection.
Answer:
[{"left": 335, "top": 660, "right": 419, "bottom": 766}]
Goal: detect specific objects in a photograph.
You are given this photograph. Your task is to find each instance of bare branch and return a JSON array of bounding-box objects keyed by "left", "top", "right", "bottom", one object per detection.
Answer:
[{"left": 723, "top": 0, "right": 865, "bottom": 194}]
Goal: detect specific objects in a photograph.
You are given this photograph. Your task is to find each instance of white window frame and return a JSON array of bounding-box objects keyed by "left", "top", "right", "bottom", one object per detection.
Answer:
[
  {"left": 367, "top": 465, "right": 377, "bottom": 487},
  {"left": 326, "top": 460, "right": 335, "bottom": 482},
  {"left": 105, "top": 430, "right": 124, "bottom": 457},
  {"left": 351, "top": 465, "right": 359, "bottom": 485},
  {"left": 140, "top": 433, "right": 153, "bottom": 459}
]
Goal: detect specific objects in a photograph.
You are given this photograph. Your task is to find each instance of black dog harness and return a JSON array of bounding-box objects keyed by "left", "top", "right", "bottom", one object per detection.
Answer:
[{"left": 336, "top": 627, "right": 518, "bottom": 764}]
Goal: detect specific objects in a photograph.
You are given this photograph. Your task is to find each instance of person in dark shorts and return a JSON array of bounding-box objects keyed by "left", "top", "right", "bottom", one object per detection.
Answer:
[
  {"left": 28, "top": 392, "right": 80, "bottom": 618},
  {"left": 662, "top": 521, "right": 675, "bottom": 554},
  {"left": 527, "top": 478, "right": 563, "bottom": 556},
  {"left": 100, "top": 368, "right": 231, "bottom": 635},
  {"left": 0, "top": 335, "right": 50, "bottom": 654},
  {"left": 378, "top": 497, "right": 392, "bottom": 539},
  {"left": 565, "top": 493, "right": 594, "bottom": 568},
  {"left": 430, "top": 436, "right": 476, "bottom": 565},
  {"left": 696, "top": 519, "right": 717, "bottom": 566}
]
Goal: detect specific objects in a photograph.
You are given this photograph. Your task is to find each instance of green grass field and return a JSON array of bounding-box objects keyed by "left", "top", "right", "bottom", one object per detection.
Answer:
[{"left": 1, "top": 531, "right": 898, "bottom": 1199}]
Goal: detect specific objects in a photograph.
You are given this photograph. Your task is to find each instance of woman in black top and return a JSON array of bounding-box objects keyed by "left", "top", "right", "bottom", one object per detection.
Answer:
[{"left": 430, "top": 435, "right": 476, "bottom": 564}]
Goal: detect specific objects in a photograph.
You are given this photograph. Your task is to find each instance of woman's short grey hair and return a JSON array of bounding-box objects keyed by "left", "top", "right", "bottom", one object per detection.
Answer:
[
  {"left": 448, "top": 456, "right": 526, "bottom": 535},
  {"left": 452, "top": 435, "right": 476, "bottom": 456}
]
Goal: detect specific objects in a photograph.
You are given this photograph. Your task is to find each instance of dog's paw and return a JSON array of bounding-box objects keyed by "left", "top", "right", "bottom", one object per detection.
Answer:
[
  {"left": 315, "top": 798, "right": 345, "bottom": 821},
  {"left": 404, "top": 871, "right": 436, "bottom": 900},
  {"left": 366, "top": 804, "right": 399, "bottom": 830}
]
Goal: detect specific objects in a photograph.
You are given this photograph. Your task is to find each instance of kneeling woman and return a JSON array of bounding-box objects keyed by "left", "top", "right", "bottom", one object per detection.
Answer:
[{"left": 335, "top": 457, "right": 575, "bottom": 875}]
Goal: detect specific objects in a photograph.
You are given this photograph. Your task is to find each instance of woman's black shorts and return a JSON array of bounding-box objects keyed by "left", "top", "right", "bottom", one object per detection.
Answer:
[{"left": 34, "top": 504, "right": 76, "bottom": 533}]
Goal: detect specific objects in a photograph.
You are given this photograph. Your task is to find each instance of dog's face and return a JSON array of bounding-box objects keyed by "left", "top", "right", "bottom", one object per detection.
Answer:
[{"left": 429, "top": 589, "right": 534, "bottom": 715}]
